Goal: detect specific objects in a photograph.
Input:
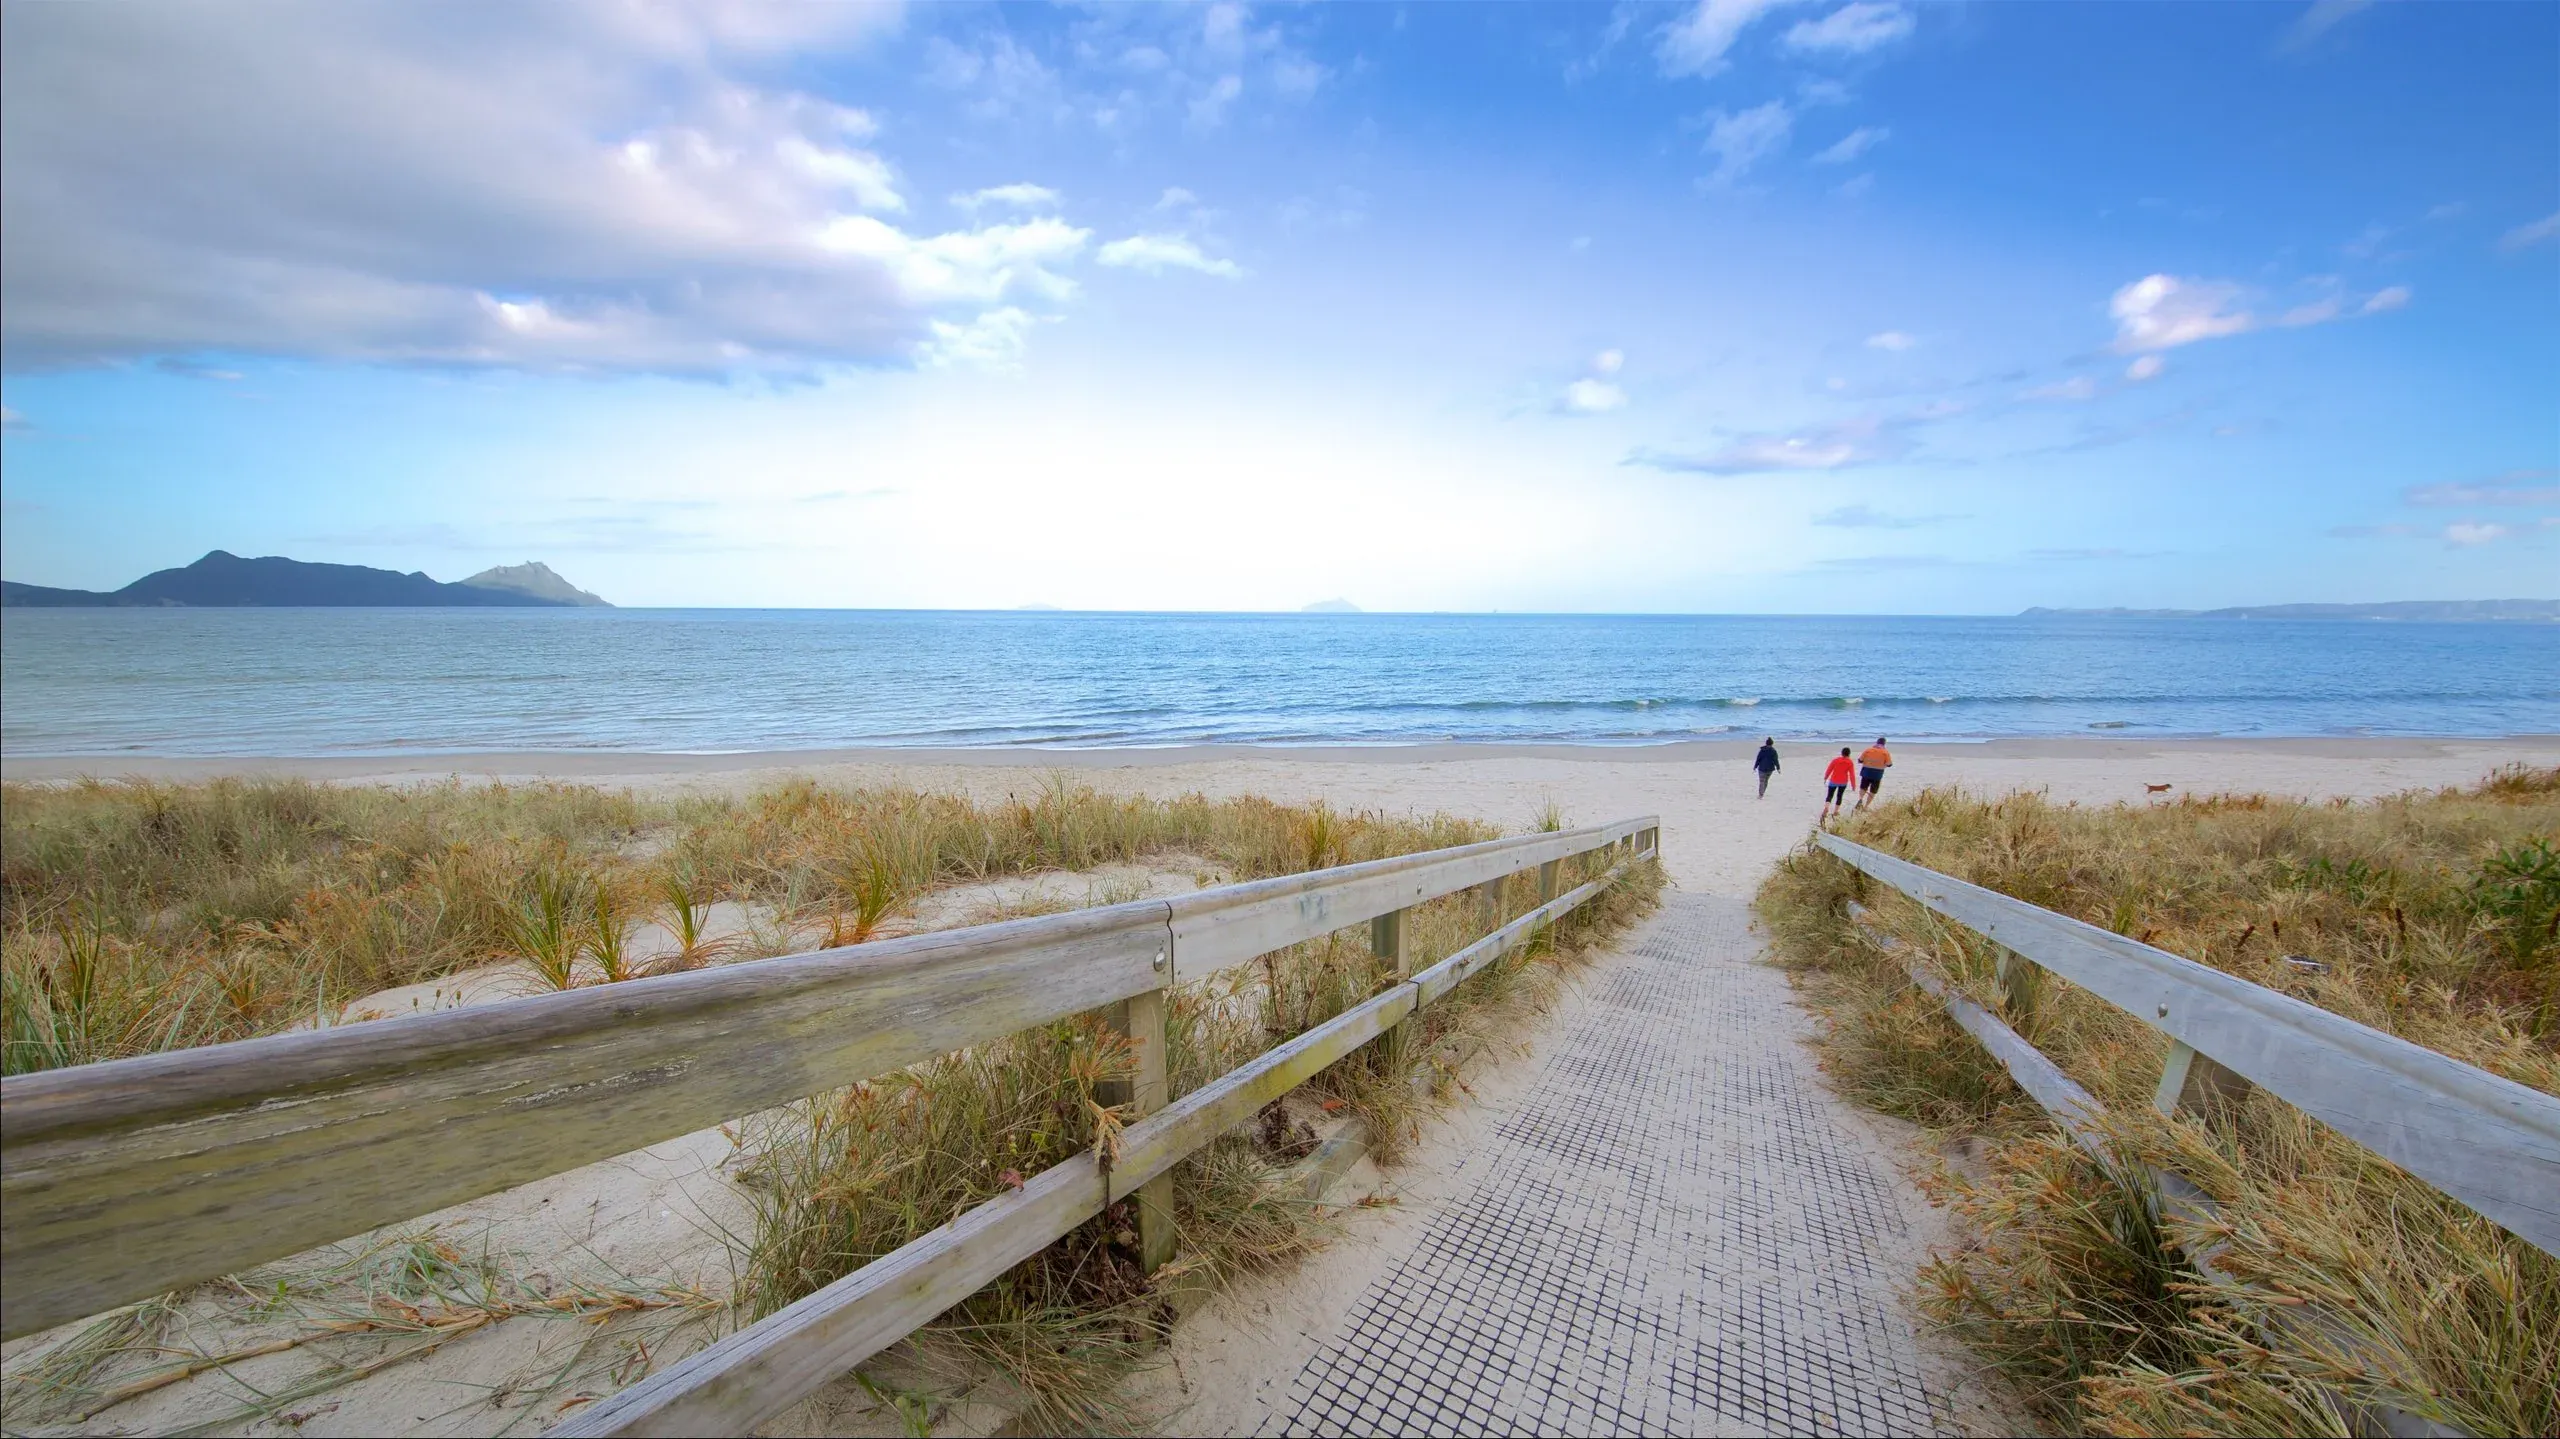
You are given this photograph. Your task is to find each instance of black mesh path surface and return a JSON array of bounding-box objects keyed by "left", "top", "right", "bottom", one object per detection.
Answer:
[{"left": 1256, "top": 892, "right": 1957, "bottom": 1437}]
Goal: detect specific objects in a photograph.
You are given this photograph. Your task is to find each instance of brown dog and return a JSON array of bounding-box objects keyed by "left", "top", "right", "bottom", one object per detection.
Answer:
[{"left": 2145, "top": 783, "right": 2173, "bottom": 794}]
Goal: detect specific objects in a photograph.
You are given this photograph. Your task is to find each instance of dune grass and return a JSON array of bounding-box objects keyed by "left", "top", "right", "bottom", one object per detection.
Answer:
[
  {"left": 1, "top": 773, "right": 1661, "bottom": 1432},
  {"left": 1755, "top": 765, "right": 2559, "bottom": 1436},
  {"left": 0, "top": 773, "right": 1492, "bottom": 1074}
]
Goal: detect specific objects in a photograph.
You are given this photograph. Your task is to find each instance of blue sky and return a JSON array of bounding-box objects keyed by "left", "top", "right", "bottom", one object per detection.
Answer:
[{"left": 2, "top": 0, "right": 2554, "bottom": 612}]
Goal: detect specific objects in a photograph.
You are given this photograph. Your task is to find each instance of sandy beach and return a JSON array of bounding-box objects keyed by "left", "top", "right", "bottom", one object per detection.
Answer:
[{"left": 12, "top": 735, "right": 2553, "bottom": 897}]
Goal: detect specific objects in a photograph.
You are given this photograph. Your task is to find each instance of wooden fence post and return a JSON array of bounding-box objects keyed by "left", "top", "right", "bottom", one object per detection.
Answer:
[
  {"left": 2153, "top": 1039, "right": 2253, "bottom": 1124},
  {"left": 1098, "top": 939, "right": 1177, "bottom": 1275},
  {"left": 1537, "top": 860, "right": 1559, "bottom": 905},
  {"left": 1371, "top": 907, "right": 1408, "bottom": 979},
  {"left": 1126, "top": 983, "right": 1176, "bottom": 1274},
  {"left": 1472, "top": 879, "right": 1502, "bottom": 936},
  {"left": 1374, "top": 907, "right": 1412, "bottom": 1073}
]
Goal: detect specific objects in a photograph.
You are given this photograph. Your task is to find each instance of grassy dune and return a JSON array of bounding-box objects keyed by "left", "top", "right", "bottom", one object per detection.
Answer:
[
  {"left": 0, "top": 776, "right": 1660, "bottom": 1430},
  {"left": 0, "top": 774, "right": 1503, "bottom": 1073},
  {"left": 1755, "top": 765, "right": 2559, "bottom": 1437}
]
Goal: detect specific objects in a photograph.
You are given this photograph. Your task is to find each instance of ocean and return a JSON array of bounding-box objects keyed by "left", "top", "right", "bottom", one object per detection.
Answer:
[{"left": 2, "top": 609, "right": 2554, "bottom": 757}]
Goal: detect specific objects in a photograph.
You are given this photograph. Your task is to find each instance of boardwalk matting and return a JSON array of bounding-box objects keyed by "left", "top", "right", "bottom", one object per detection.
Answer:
[{"left": 1258, "top": 892, "right": 1956, "bottom": 1437}]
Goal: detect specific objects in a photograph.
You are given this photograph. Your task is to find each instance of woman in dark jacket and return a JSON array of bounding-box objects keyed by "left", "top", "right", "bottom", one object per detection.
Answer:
[{"left": 1752, "top": 738, "right": 1781, "bottom": 799}]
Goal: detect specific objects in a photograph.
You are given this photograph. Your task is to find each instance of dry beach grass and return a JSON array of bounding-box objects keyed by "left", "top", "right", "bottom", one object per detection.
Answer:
[
  {"left": 1755, "top": 765, "right": 2560, "bottom": 1436},
  {"left": 0, "top": 774, "right": 1659, "bottom": 1433}
]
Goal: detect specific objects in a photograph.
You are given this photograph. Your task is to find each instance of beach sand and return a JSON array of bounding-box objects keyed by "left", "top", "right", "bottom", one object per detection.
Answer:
[{"left": 14, "top": 736, "right": 2553, "bottom": 898}]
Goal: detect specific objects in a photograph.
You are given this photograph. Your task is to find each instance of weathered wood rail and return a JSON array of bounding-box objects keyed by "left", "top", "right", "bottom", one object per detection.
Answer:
[
  {"left": 1818, "top": 833, "right": 2560, "bottom": 1438},
  {"left": 2, "top": 814, "right": 1659, "bottom": 1434},
  {"left": 1816, "top": 833, "right": 2560, "bottom": 1259}
]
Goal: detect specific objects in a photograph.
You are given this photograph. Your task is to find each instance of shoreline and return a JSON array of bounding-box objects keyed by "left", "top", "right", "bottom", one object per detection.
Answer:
[
  {"left": 6, "top": 733, "right": 2555, "bottom": 784},
  {"left": 11, "top": 737, "right": 2551, "bottom": 900}
]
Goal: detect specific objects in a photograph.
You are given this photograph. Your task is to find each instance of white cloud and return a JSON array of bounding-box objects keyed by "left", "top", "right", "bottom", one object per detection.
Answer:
[
  {"left": 0, "top": 3, "right": 1156, "bottom": 377},
  {"left": 1864, "top": 329, "right": 1913, "bottom": 351},
  {"left": 2334, "top": 515, "right": 2541, "bottom": 547},
  {"left": 1189, "top": 73, "right": 1243, "bottom": 128},
  {"left": 1557, "top": 350, "right": 1629, "bottom": 413},
  {"left": 0, "top": 405, "right": 26, "bottom": 431},
  {"left": 2105, "top": 273, "right": 2410, "bottom": 357},
  {"left": 2279, "top": 0, "right": 2375, "bottom": 53},
  {"left": 1155, "top": 187, "right": 1202, "bottom": 212},
  {"left": 1813, "top": 503, "right": 1955, "bottom": 528},
  {"left": 2404, "top": 471, "right": 2560, "bottom": 507},
  {"left": 954, "top": 183, "right": 1063, "bottom": 213},
  {"left": 1813, "top": 126, "right": 1888, "bottom": 164},
  {"left": 2445, "top": 522, "right": 2511, "bottom": 547},
  {"left": 2278, "top": 296, "right": 2343, "bottom": 327},
  {"left": 1561, "top": 378, "right": 1628, "bottom": 414},
  {"left": 1702, "top": 102, "right": 1793, "bottom": 188},
  {"left": 1096, "top": 233, "right": 1243, "bottom": 278},
  {"left": 2108, "top": 275, "right": 2254, "bottom": 352},
  {"left": 2024, "top": 375, "right": 2099, "bottom": 401},
  {"left": 1784, "top": 3, "right": 1915, "bottom": 55},
  {"left": 923, "top": 307, "right": 1040, "bottom": 372},
  {"left": 1632, "top": 415, "right": 1908, "bottom": 474},
  {"left": 817, "top": 216, "right": 1093, "bottom": 306},
  {"left": 1271, "top": 54, "right": 1327, "bottom": 98},
  {"left": 922, "top": 34, "right": 1065, "bottom": 123},
  {"left": 2125, "top": 354, "right": 2165, "bottom": 382},
  {"left": 1657, "top": 0, "right": 1802, "bottom": 78},
  {"left": 2500, "top": 211, "right": 2560, "bottom": 252}
]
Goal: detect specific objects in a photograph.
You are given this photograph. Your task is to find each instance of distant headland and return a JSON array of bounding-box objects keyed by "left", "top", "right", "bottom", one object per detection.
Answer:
[
  {"left": 0, "top": 552, "right": 611, "bottom": 608},
  {"left": 2020, "top": 600, "right": 2558, "bottom": 623}
]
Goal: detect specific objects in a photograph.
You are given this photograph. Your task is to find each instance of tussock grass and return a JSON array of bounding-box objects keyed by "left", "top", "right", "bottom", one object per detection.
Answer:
[
  {"left": 3, "top": 774, "right": 1661, "bottom": 1432},
  {"left": 0, "top": 775, "right": 1488, "bottom": 1074},
  {"left": 1756, "top": 766, "right": 2559, "bottom": 1435}
]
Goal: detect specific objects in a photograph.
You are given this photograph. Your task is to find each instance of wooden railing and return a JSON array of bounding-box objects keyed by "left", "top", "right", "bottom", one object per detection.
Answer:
[
  {"left": 2, "top": 815, "right": 1659, "bottom": 1435},
  {"left": 1815, "top": 833, "right": 2560, "bottom": 1261}
]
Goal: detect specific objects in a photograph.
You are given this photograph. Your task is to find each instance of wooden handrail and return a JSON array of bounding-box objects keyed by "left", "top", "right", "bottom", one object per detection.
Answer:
[
  {"left": 1815, "top": 833, "right": 2560, "bottom": 1261},
  {"left": 1, "top": 815, "right": 1656, "bottom": 1344},
  {"left": 559, "top": 849, "right": 1653, "bottom": 1437}
]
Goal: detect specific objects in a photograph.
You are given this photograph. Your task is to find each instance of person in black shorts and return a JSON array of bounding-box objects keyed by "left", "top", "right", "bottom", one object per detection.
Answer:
[
  {"left": 1855, "top": 737, "right": 1892, "bottom": 807},
  {"left": 1821, "top": 747, "right": 1856, "bottom": 820}
]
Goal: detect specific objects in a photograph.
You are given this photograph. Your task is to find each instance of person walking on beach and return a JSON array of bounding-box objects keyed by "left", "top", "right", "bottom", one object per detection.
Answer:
[
  {"left": 1752, "top": 737, "right": 1781, "bottom": 798},
  {"left": 1855, "top": 737, "right": 1893, "bottom": 808},
  {"left": 1821, "top": 746, "right": 1856, "bottom": 822}
]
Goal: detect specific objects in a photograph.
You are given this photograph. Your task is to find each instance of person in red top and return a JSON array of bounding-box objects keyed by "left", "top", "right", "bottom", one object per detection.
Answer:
[{"left": 1821, "top": 746, "right": 1857, "bottom": 821}]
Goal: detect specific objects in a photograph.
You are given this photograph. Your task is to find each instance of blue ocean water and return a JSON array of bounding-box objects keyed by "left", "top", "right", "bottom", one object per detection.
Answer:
[{"left": 2, "top": 609, "right": 2554, "bottom": 757}]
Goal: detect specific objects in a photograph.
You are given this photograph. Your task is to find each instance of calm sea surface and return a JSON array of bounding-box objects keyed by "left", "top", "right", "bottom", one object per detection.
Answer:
[{"left": 2, "top": 609, "right": 2554, "bottom": 757}]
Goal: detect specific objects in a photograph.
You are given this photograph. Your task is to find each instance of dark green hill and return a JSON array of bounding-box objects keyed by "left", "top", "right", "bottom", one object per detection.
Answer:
[{"left": 0, "top": 551, "right": 602, "bottom": 607}]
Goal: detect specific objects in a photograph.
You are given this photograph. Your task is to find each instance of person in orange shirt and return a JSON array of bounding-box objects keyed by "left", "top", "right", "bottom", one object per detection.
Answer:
[
  {"left": 1821, "top": 746, "right": 1856, "bottom": 821},
  {"left": 1856, "top": 737, "right": 1893, "bottom": 808}
]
